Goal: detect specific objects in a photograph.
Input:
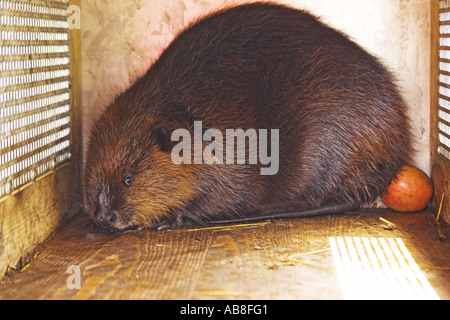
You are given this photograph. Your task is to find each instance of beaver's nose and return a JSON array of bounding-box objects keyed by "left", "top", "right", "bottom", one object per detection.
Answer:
[
  {"left": 93, "top": 190, "right": 117, "bottom": 228},
  {"left": 94, "top": 206, "right": 118, "bottom": 228}
]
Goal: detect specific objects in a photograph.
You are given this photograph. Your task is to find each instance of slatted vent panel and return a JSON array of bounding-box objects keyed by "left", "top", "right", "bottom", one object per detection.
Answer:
[
  {"left": 438, "top": 0, "right": 450, "bottom": 161},
  {"left": 0, "top": 0, "right": 71, "bottom": 198}
]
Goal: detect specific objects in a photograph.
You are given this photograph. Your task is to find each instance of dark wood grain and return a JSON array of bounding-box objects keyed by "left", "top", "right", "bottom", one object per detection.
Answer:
[{"left": 0, "top": 210, "right": 449, "bottom": 300}]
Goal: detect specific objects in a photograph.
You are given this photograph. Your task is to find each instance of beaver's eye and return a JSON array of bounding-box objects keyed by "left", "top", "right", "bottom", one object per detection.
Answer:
[{"left": 124, "top": 175, "right": 135, "bottom": 187}]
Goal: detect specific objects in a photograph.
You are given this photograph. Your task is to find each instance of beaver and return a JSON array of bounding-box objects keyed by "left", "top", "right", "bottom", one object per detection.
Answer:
[{"left": 84, "top": 2, "right": 412, "bottom": 232}]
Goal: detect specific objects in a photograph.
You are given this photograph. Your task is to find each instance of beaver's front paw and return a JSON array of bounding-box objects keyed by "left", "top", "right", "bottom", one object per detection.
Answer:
[{"left": 150, "top": 214, "right": 189, "bottom": 230}]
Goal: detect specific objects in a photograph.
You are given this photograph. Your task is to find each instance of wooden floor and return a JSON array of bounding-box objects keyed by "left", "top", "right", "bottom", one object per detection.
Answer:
[{"left": 0, "top": 209, "right": 449, "bottom": 300}]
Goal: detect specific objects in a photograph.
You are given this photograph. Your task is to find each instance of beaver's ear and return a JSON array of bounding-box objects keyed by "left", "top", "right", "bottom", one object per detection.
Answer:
[{"left": 152, "top": 124, "right": 170, "bottom": 152}]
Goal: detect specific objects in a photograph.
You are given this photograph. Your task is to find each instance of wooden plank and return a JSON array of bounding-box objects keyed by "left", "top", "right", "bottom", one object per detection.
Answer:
[
  {"left": 0, "top": 0, "right": 83, "bottom": 279},
  {"left": 0, "top": 216, "right": 212, "bottom": 300},
  {"left": 192, "top": 218, "right": 343, "bottom": 299},
  {"left": 0, "top": 210, "right": 448, "bottom": 300}
]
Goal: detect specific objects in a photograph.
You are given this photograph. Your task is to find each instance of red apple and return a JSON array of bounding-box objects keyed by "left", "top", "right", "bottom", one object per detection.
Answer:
[{"left": 381, "top": 165, "right": 434, "bottom": 212}]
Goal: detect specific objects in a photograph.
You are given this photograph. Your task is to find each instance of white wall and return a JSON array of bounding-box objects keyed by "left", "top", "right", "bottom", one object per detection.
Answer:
[{"left": 81, "top": 0, "right": 431, "bottom": 173}]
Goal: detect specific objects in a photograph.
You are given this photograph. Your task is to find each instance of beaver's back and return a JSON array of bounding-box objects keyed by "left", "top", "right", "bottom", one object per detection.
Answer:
[{"left": 135, "top": 2, "right": 410, "bottom": 206}]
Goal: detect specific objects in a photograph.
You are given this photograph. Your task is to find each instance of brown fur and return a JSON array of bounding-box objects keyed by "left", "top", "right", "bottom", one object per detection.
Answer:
[{"left": 84, "top": 2, "right": 412, "bottom": 231}]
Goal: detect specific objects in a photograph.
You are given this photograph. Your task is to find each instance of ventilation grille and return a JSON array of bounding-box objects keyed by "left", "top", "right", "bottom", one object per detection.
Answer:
[
  {"left": 438, "top": 0, "right": 450, "bottom": 161},
  {"left": 0, "top": 0, "right": 71, "bottom": 198}
]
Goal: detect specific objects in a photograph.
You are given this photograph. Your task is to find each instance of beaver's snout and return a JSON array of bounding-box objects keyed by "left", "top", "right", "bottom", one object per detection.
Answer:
[
  {"left": 94, "top": 206, "right": 117, "bottom": 229},
  {"left": 93, "top": 190, "right": 118, "bottom": 229}
]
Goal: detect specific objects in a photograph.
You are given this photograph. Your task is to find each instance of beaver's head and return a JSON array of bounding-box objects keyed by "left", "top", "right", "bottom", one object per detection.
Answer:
[{"left": 84, "top": 107, "right": 197, "bottom": 232}]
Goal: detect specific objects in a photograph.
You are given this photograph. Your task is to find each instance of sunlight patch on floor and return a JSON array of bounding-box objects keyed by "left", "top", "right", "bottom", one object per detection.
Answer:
[{"left": 329, "top": 237, "right": 440, "bottom": 300}]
